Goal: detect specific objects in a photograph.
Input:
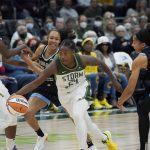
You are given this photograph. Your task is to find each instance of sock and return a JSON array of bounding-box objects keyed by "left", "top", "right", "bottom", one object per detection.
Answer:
[
  {"left": 6, "top": 138, "right": 15, "bottom": 150},
  {"left": 87, "top": 141, "right": 94, "bottom": 148},
  {"left": 35, "top": 128, "right": 44, "bottom": 137}
]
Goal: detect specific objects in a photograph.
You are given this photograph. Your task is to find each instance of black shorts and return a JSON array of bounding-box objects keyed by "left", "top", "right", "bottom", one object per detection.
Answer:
[{"left": 31, "top": 85, "right": 61, "bottom": 107}]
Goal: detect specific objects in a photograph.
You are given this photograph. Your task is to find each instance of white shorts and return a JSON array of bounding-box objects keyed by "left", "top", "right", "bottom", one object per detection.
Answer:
[
  {"left": 58, "top": 82, "right": 89, "bottom": 118},
  {"left": 0, "top": 81, "right": 17, "bottom": 132}
]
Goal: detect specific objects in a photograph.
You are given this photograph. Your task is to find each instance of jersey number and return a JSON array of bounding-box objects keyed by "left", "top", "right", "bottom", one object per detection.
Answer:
[{"left": 65, "top": 79, "right": 79, "bottom": 89}]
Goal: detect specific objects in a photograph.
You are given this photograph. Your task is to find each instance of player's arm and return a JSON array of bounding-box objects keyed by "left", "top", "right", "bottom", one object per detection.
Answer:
[
  {"left": 3, "top": 57, "right": 27, "bottom": 67},
  {"left": 21, "top": 53, "right": 43, "bottom": 74},
  {"left": 20, "top": 45, "right": 45, "bottom": 74},
  {"left": 0, "top": 40, "right": 32, "bottom": 58},
  {"left": 118, "top": 55, "right": 147, "bottom": 106},
  {"left": 81, "top": 55, "right": 122, "bottom": 92},
  {"left": 15, "top": 60, "right": 57, "bottom": 96},
  {"left": 31, "top": 44, "right": 44, "bottom": 61}
]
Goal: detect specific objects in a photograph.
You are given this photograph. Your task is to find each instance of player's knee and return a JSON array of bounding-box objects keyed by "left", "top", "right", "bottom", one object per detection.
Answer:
[{"left": 73, "top": 111, "right": 83, "bottom": 122}]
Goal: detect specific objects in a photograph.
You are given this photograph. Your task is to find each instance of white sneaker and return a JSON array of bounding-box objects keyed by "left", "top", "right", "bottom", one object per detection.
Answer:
[
  {"left": 34, "top": 133, "right": 48, "bottom": 150},
  {"left": 88, "top": 145, "right": 98, "bottom": 150}
]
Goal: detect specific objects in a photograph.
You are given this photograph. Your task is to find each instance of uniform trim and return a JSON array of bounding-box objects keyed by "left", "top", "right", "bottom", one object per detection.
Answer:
[
  {"left": 30, "top": 93, "right": 51, "bottom": 106},
  {"left": 84, "top": 80, "right": 92, "bottom": 101}
]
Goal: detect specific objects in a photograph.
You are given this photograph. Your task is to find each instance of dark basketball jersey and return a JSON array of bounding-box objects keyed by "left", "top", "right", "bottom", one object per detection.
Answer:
[
  {"left": 33, "top": 45, "right": 61, "bottom": 106},
  {"left": 140, "top": 46, "right": 150, "bottom": 90}
]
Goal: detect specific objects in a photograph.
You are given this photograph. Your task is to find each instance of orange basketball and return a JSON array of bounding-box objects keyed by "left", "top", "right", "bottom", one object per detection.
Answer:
[{"left": 6, "top": 95, "right": 29, "bottom": 116}]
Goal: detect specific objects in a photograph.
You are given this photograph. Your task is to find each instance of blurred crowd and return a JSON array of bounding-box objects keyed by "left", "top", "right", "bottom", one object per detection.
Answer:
[{"left": 0, "top": 0, "right": 150, "bottom": 112}]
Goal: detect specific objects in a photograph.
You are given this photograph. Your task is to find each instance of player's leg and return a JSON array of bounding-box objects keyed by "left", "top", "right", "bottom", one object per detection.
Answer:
[
  {"left": 5, "top": 125, "right": 17, "bottom": 150},
  {"left": 71, "top": 101, "right": 88, "bottom": 150},
  {"left": 84, "top": 111, "right": 118, "bottom": 150},
  {"left": 24, "top": 95, "right": 47, "bottom": 134},
  {"left": 137, "top": 95, "right": 150, "bottom": 150},
  {"left": 24, "top": 94, "right": 49, "bottom": 150},
  {"left": 69, "top": 114, "right": 97, "bottom": 149}
]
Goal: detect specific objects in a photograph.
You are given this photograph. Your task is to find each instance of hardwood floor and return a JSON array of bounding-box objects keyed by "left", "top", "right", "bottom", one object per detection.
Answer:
[{"left": 0, "top": 110, "right": 149, "bottom": 150}]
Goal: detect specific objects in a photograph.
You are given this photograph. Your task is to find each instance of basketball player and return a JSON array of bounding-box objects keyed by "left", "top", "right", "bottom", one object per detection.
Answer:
[
  {"left": 15, "top": 39, "right": 122, "bottom": 150},
  {"left": 118, "top": 26, "right": 150, "bottom": 150},
  {"left": 21, "top": 30, "right": 98, "bottom": 150},
  {"left": 0, "top": 37, "right": 32, "bottom": 150},
  {"left": 0, "top": 80, "right": 18, "bottom": 149}
]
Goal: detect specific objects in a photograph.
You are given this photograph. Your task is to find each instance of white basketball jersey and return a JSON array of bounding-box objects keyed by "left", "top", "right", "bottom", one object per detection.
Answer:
[{"left": 55, "top": 53, "right": 87, "bottom": 94}]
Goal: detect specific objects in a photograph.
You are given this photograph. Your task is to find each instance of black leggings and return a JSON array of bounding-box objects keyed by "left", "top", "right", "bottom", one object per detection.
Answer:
[{"left": 137, "top": 94, "right": 150, "bottom": 150}]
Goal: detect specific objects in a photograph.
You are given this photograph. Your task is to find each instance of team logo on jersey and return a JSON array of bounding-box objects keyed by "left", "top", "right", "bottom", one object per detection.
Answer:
[{"left": 62, "top": 71, "right": 84, "bottom": 89}]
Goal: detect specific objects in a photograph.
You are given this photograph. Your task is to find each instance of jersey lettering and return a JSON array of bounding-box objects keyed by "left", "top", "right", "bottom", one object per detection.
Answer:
[{"left": 62, "top": 72, "right": 84, "bottom": 88}]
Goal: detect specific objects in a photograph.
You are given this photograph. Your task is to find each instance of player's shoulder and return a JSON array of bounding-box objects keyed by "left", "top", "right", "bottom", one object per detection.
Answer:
[{"left": 133, "top": 54, "right": 147, "bottom": 69}]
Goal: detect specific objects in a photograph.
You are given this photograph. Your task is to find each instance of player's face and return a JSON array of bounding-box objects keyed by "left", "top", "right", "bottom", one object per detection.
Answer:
[
  {"left": 47, "top": 31, "right": 61, "bottom": 51},
  {"left": 132, "top": 35, "right": 145, "bottom": 52},
  {"left": 58, "top": 46, "right": 75, "bottom": 66}
]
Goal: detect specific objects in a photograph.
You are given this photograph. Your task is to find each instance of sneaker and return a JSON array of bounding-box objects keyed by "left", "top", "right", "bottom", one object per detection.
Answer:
[
  {"left": 92, "top": 99, "right": 104, "bottom": 110},
  {"left": 47, "top": 104, "right": 59, "bottom": 113},
  {"left": 34, "top": 133, "right": 48, "bottom": 150},
  {"left": 99, "top": 99, "right": 112, "bottom": 109},
  {"left": 102, "top": 131, "right": 118, "bottom": 150},
  {"left": 12, "top": 146, "right": 18, "bottom": 150},
  {"left": 88, "top": 145, "right": 98, "bottom": 150}
]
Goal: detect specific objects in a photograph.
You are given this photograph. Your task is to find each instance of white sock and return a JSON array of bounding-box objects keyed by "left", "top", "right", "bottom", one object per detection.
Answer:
[{"left": 6, "top": 138, "right": 15, "bottom": 150}]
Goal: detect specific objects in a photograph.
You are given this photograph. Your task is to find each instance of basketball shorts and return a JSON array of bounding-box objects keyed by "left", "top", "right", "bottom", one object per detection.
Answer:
[
  {"left": 30, "top": 86, "right": 61, "bottom": 107},
  {"left": 58, "top": 82, "right": 89, "bottom": 118}
]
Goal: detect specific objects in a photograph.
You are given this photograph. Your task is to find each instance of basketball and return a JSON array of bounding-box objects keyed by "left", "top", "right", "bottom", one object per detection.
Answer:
[{"left": 6, "top": 95, "right": 29, "bottom": 116}]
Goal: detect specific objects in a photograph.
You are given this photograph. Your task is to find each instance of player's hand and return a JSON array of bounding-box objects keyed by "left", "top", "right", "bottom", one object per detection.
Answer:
[
  {"left": 19, "top": 44, "right": 33, "bottom": 56},
  {"left": 117, "top": 104, "right": 127, "bottom": 112}
]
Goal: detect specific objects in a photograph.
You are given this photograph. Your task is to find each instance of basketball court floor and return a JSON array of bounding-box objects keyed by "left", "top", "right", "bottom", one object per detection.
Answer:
[{"left": 0, "top": 107, "right": 149, "bottom": 150}]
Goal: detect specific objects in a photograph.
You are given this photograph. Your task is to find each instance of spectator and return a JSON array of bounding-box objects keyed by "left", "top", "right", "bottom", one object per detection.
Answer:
[
  {"left": 112, "top": 25, "right": 132, "bottom": 54},
  {"left": 45, "top": 0, "right": 60, "bottom": 21},
  {"left": 25, "top": 17, "right": 42, "bottom": 39},
  {"left": 0, "top": 11, "right": 9, "bottom": 38},
  {"left": 41, "top": 16, "right": 56, "bottom": 39},
  {"left": 10, "top": 25, "right": 33, "bottom": 48},
  {"left": 113, "top": 0, "right": 127, "bottom": 17},
  {"left": 83, "top": 30, "right": 98, "bottom": 44},
  {"left": 92, "top": 16, "right": 104, "bottom": 37},
  {"left": 60, "top": 18, "right": 78, "bottom": 42},
  {"left": 59, "top": 0, "right": 79, "bottom": 22},
  {"left": 84, "top": 0, "right": 103, "bottom": 18},
  {"left": 27, "top": 37, "right": 40, "bottom": 53},
  {"left": 126, "top": 9, "right": 139, "bottom": 25},
  {"left": 124, "top": 22, "right": 132, "bottom": 40},
  {"left": 103, "top": 18, "right": 116, "bottom": 43},
  {"left": 76, "top": 15, "right": 89, "bottom": 39},
  {"left": 55, "top": 17, "right": 65, "bottom": 31},
  {"left": 0, "top": 0, "right": 14, "bottom": 19},
  {"left": 139, "top": 15, "right": 148, "bottom": 29},
  {"left": 14, "top": 0, "right": 37, "bottom": 19},
  {"left": 75, "top": 0, "right": 90, "bottom": 15},
  {"left": 96, "top": 36, "right": 129, "bottom": 107}
]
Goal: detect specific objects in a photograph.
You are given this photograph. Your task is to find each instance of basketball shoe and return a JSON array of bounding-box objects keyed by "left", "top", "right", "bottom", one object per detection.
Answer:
[
  {"left": 12, "top": 145, "right": 18, "bottom": 150},
  {"left": 34, "top": 133, "right": 48, "bottom": 150},
  {"left": 102, "top": 131, "right": 118, "bottom": 150},
  {"left": 88, "top": 145, "right": 98, "bottom": 150},
  {"left": 92, "top": 99, "right": 104, "bottom": 109},
  {"left": 99, "top": 99, "right": 112, "bottom": 109}
]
